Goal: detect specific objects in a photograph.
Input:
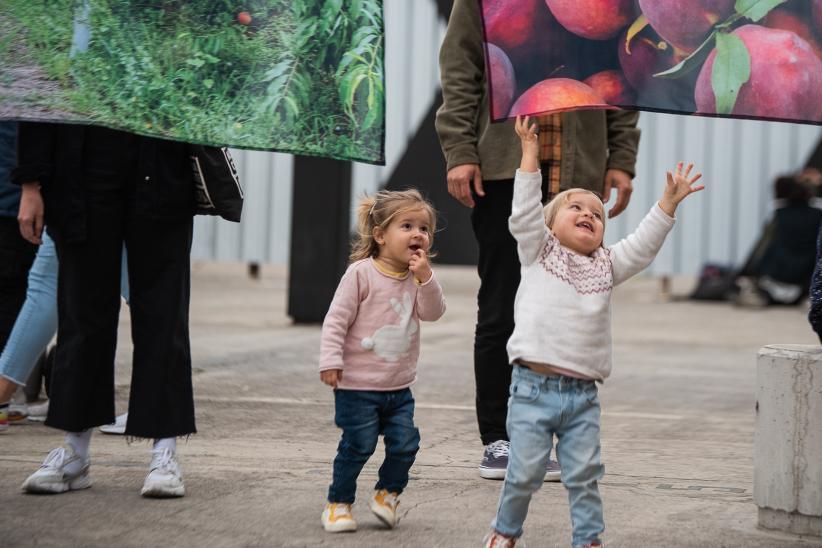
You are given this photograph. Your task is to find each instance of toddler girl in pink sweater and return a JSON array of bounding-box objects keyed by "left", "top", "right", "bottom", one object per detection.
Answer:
[{"left": 319, "top": 189, "right": 446, "bottom": 533}]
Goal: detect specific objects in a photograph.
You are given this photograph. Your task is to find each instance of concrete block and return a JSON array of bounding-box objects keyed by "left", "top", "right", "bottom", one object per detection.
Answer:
[{"left": 754, "top": 344, "right": 822, "bottom": 537}]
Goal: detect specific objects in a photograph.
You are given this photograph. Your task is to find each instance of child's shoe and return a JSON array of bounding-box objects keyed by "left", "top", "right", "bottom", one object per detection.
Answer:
[
  {"left": 0, "top": 408, "right": 8, "bottom": 432},
  {"left": 483, "top": 530, "right": 521, "bottom": 547},
  {"left": 370, "top": 489, "right": 400, "bottom": 528},
  {"left": 322, "top": 502, "right": 357, "bottom": 533}
]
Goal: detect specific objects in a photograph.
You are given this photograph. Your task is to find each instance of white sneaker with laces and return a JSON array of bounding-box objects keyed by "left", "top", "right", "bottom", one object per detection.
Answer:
[
  {"left": 21, "top": 445, "right": 91, "bottom": 494},
  {"left": 99, "top": 412, "right": 128, "bottom": 435},
  {"left": 141, "top": 447, "right": 185, "bottom": 498}
]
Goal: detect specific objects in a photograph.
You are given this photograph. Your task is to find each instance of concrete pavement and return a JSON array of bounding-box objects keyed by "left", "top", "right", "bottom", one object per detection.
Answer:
[{"left": 1, "top": 262, "right": 820, "bottom": 547}]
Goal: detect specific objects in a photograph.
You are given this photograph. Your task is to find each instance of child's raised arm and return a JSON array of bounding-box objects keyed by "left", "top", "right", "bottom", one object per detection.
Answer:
[
  {"left": 510, "top": 116, "right": 549, "bottom": 266},
  {"left": 515, "top": 115, "right": 539, "bottom": 173},
  {"left": 659, "top": 162, "right": 705, "bottom": 216},
  {"left": 611, "top": 162, "right": 705, "bottom": 285}
]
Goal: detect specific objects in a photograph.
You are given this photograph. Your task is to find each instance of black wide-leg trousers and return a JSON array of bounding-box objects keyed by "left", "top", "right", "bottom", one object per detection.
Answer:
[{"left": 46, "top": 174, "right": 195, "bottom": 438}]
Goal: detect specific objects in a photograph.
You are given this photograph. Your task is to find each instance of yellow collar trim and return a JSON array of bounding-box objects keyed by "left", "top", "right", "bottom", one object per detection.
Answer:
[{"left": 372, "top": 258, "right": 409, "bottom": 279}]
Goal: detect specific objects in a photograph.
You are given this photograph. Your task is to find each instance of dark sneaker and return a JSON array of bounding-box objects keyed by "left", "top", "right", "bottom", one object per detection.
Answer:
[
  {"left": 544, "top": 458, "right": 561, "bottom": 482},
  {"left": 479, "top": 440, "right": 509, "bottom": 479}
]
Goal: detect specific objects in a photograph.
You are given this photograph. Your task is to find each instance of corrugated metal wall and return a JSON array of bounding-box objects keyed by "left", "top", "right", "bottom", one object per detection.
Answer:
[
  {"left": 192, "top": 0, "right": 822, "bottom": 276},
  {"left": 606, "top": 116, "right": 821, "bottom": 275}
]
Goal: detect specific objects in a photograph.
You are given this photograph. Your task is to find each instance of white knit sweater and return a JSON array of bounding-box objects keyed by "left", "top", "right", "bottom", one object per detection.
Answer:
[{"left": 507, "top": 170, "right": 676, "bottom": 381}]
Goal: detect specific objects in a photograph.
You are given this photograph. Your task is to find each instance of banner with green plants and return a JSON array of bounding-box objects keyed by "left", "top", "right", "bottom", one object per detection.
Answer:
[
  {"left": 481, "top": 0, "right": 821, "bottom": 125},
  {"left": 0, "top": 0, "right": 385, "bottom": 164}
]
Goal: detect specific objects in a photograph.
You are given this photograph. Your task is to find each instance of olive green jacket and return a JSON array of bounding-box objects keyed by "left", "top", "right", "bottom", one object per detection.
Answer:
[{"left": 434, "top": 0, "right": 641, "bottom": 191}]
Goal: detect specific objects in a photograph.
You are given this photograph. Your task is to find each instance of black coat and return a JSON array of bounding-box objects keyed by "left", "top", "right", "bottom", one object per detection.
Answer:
[{"left": 12, "top": 122, "right": 194, "bottom": 242}]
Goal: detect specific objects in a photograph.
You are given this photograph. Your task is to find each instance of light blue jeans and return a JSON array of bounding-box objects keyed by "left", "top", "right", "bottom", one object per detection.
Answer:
[
  {"left": 0, "top": 231, "right": 129, "bottom": 386},
  {"left": 492, "top": 364, "right": 605, "bottom": 547}
]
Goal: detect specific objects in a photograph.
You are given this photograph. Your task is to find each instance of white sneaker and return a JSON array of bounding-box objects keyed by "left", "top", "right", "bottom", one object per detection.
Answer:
[
  {"left": 26, "top": 400, "right": 49, "bottom": 422},
  {"left": 321, "top": 502, "right": 357, "bottom": 532},
  {"left": 141, "top": 447, "right": 185, "bottom": 498},
  {"left": 21, "top": 445, "right": 91, "bottom": 494},
  {"left": 99, "top": 412, "right": 128, "bottom": 435},
  {"left": 370, "top": 489, "right": 400, "bottom": 528}
]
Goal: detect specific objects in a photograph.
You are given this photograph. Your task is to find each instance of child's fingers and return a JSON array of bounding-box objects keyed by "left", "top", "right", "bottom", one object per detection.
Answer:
[
  {"left": 691, "top": 184, "right": 706, "bottom": 192},
  {"left": 689, "top": 172, "right": 703, "bottom": 184},
  {"left": 683, "top": 163, "right": 694, "bottom": 178},
  {"left": 666, "top": 171, "right": 674, "bottom": 186},
  {"left": 676, "top": 161, "right": 683, "bottom": 176}
]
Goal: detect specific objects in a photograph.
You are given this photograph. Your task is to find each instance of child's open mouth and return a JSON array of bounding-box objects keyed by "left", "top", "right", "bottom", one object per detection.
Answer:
[
  {"left": 409, "top": 244, "right": 421, "bottom": 252},
  {"left": 576, "top": 221, "right": 593, "bottom": 233}
]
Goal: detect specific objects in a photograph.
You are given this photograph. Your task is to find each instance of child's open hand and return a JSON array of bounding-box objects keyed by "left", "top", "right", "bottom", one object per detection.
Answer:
[
  {"left": 409, "top": 249, "right": 432, "bottom": 284},
  {"left": 515, "top": 115, "right": 539, "bottom": 173},
  {"left": 659, "top": 162, "right": 705, "bottom": 216},
  {"left": 320, "top": 369, "right": 342, "bottom": 388}
]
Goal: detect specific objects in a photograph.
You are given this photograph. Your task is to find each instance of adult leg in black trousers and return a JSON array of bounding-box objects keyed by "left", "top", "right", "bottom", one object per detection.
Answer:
[
  {"left": 471, "top": 180, "right": 561, "bottom": 482},
  {"left": 470, "top": 180, "right": 518, "bottom": 447},
  {"left": 47, "top": 174, "right": 195, "bottom": 437},
  {"left": 124, "top": 213, "right": 194, "bottom": 439}
]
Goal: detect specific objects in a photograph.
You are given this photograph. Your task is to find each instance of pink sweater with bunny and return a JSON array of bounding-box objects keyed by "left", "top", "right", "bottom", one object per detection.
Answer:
[{"left": 319, "top": 258, "right": 446, "bottom": 391}]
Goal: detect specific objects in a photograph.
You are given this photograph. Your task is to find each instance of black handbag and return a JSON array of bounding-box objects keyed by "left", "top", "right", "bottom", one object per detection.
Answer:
[{"left": 189, "top": 145, "right": 244, "bottom": 222}]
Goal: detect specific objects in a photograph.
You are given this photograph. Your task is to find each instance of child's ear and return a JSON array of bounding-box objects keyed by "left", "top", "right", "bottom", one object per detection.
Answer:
[{"left": 373, "top": 226, "right": 385, "bottom": 246}]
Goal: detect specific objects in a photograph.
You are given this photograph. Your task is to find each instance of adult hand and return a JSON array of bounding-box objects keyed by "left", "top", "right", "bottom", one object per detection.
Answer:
[
  {"left": 602, "top": 169, "right": 633, "bottom": 219},
  {"left": 447, "top": 163, "right": 484, "bottom": 208},
  {"left": 18, "top": 182, "right": 44, "bottom": 245}
]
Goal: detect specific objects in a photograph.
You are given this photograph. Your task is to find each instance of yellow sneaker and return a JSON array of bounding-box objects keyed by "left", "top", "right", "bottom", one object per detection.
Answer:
[
  {"left": 0, "top": 409, "right": 8, "bottom": 432},
  {"left": 370, "top": 489, "right": 400, "bottom": 528},
  {"left": 321, "top": 502, "right": 357, "bottom": 533}
]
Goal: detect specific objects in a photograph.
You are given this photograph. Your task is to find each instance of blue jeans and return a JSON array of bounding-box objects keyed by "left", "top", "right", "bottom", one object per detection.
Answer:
[
  {"left": 493, "top": 365, "right": 604, "bottom": 547},
  {"left": 0, "top": 231, "right": 129, "bottom": 386},
  {"left": 328, "top": 388, "right": 420, "bottom": 504}
]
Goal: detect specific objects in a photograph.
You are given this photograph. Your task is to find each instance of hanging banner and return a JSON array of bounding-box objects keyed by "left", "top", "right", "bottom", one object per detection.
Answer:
[
  {"left": 480, "top": 0, "right": 822, "bottom": 125},
  {"left": 0, "top": 0, "right": 385, "bottom": 164}
]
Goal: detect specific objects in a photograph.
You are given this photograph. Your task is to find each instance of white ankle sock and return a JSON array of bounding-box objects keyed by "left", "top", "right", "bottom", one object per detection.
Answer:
[
  {"left": 65, "top": 429, "right": 92, "bottom": 461},
  {"left": 153, "top": 437, "right": 176, "bottom": 453}
]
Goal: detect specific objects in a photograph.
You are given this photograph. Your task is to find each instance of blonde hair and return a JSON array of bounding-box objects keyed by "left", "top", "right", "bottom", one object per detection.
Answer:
[
  {"left": 542, "top": 188, "right": 606, "bottom": 230},
  {"left": 350, "top": 188, "right": 437, "bottom": 263}
]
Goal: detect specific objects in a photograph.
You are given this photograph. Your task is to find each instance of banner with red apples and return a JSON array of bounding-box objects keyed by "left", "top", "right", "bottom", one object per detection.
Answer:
[{"left": 480, "top": 0, "right": 822, "bottom": 125}]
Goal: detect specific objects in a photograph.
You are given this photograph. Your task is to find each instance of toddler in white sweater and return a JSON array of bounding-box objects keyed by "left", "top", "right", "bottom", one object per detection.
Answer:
[{"left": 484, "top": 116, "right": 704, "bottom": 548}]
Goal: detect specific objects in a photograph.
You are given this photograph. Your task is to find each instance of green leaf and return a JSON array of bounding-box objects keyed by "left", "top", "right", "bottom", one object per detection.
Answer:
[
  {"left": 185, "top": 58, "right": 205, "bottom": 68},
  {"left": 203, "top": 79, "right": 214, "bottom": 89},
  {"left": 654, "top": 31, "right": 717, "bottom": 79},
  {"left": 711, "top": 32, "right": 751, "bottom": 115},
  {"left": 734, "top": 0, "right": 787, "bottom": 22}
]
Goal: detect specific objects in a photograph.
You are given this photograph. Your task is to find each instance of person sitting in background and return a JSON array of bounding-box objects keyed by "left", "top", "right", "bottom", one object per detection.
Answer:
[{"left": 734, "top": 175, "right": 822, "bottom": 306}]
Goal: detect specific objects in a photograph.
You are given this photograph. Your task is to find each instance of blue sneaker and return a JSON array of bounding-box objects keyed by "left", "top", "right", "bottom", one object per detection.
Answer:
[{"left": 479, "top": 440, "right": 509, "bottom": 479}]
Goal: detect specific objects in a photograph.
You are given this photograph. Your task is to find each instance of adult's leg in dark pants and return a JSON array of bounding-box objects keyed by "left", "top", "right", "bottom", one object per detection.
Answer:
[
  {"left": 124, "top": 215, "right": 195, "bottom": 439},
  {"left": 0, "top": 217, "right": 37, "bottom": 353},
  {"left": 46, "top": 181, "right": 125, "bottom": 432},
  {"left": 471, "top": 181, "right": 520, "bottom": 445}
]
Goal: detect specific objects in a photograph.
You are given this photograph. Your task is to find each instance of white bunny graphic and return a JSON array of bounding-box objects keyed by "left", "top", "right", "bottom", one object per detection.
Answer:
[{"left": 361, "top": 292, "right": 418, "bottom": 362}]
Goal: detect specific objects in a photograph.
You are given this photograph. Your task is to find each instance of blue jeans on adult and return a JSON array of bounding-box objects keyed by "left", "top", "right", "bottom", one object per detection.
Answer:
[
  {"left": 328, "top": 388, "right": 421, "bottom": 504},
  {"left": 0, "top": 230, "right": 129, "bottom": 386},
  {"left": 493, "top": 365, "right": 604, "bottom": 547}
]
